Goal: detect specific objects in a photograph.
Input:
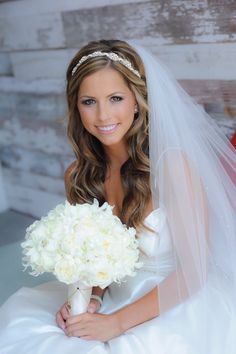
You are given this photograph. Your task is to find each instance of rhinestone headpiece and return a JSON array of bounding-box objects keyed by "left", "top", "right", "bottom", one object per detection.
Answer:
[{"left": 71, "top": 51, "right": 141, "bottom": 78}]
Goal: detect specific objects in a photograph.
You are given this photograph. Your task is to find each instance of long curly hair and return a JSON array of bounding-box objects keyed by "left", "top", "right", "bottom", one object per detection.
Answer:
[{"left": 65, "top": 39, "right": 151, "bottom": 230}]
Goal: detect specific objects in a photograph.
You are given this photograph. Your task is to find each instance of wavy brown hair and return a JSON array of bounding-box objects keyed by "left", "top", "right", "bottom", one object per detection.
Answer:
[{"left": 65, "top": 39, "right": 151, "bottom": 230}]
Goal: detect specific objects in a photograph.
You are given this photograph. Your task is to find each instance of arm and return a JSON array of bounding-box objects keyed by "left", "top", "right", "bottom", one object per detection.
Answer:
[
  {"left": 112, "top": 286, "right": 159, "bottom": 332},
  {"left": 111, "top": 259, "right": 197, "bottom": 333}
]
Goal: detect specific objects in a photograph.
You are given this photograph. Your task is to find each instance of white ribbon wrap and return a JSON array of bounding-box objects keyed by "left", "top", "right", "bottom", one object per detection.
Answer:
[{"left": 68, "top": 281, "right": 92, "bottom": 315}]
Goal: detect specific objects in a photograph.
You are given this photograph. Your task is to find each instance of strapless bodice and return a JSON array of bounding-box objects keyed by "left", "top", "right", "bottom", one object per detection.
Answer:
[
  {"left": 101, "top": 208, "right": 175, "bottom": 314},
  {"left": 137, "top": 208, "right": 174, "bottom": 274}
]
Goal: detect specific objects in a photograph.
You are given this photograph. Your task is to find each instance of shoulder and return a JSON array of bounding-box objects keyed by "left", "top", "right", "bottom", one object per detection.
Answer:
[
  {"left": 157, "top": 148, "right": 192, "bottom": 175},
  {"left": 64, "top": 160, "right": 77, "bottom": 202}
]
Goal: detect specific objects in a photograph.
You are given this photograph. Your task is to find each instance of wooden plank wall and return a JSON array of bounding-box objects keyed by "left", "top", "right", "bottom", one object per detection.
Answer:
[{"left": 0, "top": 0, "right": 235, "bottom": 217}]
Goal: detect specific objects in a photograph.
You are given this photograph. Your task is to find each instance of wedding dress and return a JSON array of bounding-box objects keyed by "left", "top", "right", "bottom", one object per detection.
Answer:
[{"left": 0, "top": 207, "right": 235, "bottom": 354}]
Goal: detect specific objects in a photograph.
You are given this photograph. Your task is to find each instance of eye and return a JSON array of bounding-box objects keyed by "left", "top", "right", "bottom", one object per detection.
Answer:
[
  {"left": 81, "top": 99, "right": 96, "bottom": 106},
  {"left": 110, "top": 96, "right": 123, "bottom": 102}
]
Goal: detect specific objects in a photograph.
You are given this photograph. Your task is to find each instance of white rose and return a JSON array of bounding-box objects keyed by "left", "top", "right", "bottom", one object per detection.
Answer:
[{"left": 54, "top": 257, "right": 80, "bottom": 284}]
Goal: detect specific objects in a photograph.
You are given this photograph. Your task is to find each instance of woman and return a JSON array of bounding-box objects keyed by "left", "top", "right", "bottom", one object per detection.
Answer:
[{"left": 0, "top": 39, "right": 235, "bottom": 354}]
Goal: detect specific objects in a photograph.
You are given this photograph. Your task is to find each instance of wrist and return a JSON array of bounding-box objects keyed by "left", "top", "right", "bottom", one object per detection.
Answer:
[
  {"left": 109, "top": 312, "right": 124, "bottom": 335},
  {"left": 111, "top": 310, "right": 127, "bottom": 333},
  {"left": 90, "top": 294, "right": 103, "bottom": 306},
  {"left": 111, "top": 288, "right": 159, "bottom": 332}
]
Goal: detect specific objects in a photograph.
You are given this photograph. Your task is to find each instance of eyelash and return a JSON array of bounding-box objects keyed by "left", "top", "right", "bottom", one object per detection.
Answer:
[{"left": 81, "top": 96, "right": 123, "bottom": 106}]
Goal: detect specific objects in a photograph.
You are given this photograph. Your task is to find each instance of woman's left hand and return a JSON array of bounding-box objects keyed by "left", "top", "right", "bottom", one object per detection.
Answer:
[{"left": 65, "top": 312, "right": 122, "bottom": 342}]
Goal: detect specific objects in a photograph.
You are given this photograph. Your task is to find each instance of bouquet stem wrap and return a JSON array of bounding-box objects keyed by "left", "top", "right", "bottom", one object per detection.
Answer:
[{"left": 68, "top": 281, "right": 92, "bottom": 315}]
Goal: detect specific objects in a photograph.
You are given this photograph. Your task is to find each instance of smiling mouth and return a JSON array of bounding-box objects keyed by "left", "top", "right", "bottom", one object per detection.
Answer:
[{"left": 96, "top": 124, "right": 119, "bottom": 132}]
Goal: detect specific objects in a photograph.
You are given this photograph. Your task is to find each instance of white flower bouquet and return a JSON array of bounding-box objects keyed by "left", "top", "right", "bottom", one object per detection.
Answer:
[{"left": 21, "top": 199, "right": 142, "bottom": 315}]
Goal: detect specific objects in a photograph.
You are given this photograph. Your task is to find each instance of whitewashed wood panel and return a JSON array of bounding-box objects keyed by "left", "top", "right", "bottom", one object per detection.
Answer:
[
  {"left": 0, "top": 162, "right": 8, "bottom": 212},
  {"left": 151, "top": 43, "right": 236, "bottom": 80},
  {"left": 0, "top": 12, "right": 66, "bottom": 50},
  {"left": 0, "top": 77, "right": 66, "bottom": 120},
  {"left": 209, "top": 118, "right": 235, "bottom": 140},
  {"left": 2, "top": 1, "right": 234, "bottom": 51},
  {"left": 0, "top": 77, "right": 65, "bottom": 94},
  {"left": 0, "top": 0, "right": 21, "bottom": 3},
  {"left": 62, "top": 0, "right": 236, "bottom": 48},
  {"left": 3, "top": 167, "right": 65, "bottom": 196},
  {"left": 0, "top": 146, "right": 73, "bottom": 179},
  {"left": 0, "top": 116, "right": 72, "bottom": 155},
  {"left": 207, "top": 114, "right": 236, "bottom": 139},
  {"left": 0, "top": 91, "right": 66, "bottom": 120},
  {"left": 0, "top": 53, "right": 12, "bottom": 75},
  {"left": 8, "top": 43, "right": 236, "bottom": 80},
  {"left": 0, "top": 0, "right": 150, "bottom": 16},
  {"left": 203, "top": 102, "right": 236, "bottom": 139},
  {"left": 5, "top": 183, "right": 65, "bottom": 218},
  {"left": 180, "top": 80, "right": 236, "bottom": 103},
  {"left": 10, "top": 49, "right": 74, "bottom": 80}
]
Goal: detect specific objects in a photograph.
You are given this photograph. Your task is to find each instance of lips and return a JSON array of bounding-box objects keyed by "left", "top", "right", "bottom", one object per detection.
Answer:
[{"left": 96, "top": 124, "right": 119, "bottom": 133}]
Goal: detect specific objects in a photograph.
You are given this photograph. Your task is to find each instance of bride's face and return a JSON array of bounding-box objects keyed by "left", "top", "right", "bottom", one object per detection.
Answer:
[{"left": 77, "top": 67, "right": 137, "bottom": 148}]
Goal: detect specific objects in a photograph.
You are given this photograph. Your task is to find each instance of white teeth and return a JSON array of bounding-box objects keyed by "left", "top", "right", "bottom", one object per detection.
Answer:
[{"left": 97, "top": 124, "right": 117, "bottom": 131}]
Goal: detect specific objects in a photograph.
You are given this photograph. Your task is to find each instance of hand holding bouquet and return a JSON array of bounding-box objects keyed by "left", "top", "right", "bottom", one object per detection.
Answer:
[{"left": 21, "top": 199, "right": 142, "bottom": 315}]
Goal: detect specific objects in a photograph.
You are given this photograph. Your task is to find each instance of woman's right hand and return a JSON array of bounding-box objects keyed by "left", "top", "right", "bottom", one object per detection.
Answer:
[
  {"left": 56, "top": 298, "right": 101, "bottom": 330},
  {"left": 56, "top": 302, "right": 70, "bottom": 330}
]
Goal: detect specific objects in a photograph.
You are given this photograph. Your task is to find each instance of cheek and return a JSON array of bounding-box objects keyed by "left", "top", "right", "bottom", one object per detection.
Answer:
[
  {"left": 121, "top": 102, "right": 135, "bottom": 123},
  {"left": 78, "top": 108, "right": 94, "bottom": 128},
  {"left": 119, "top": 103, "right": 134, "bottom": 120}
]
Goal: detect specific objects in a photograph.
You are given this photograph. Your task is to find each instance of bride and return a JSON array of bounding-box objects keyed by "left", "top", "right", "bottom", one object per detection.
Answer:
[{"left": 0, "top": 39, "right": 235, "bottom": 354}]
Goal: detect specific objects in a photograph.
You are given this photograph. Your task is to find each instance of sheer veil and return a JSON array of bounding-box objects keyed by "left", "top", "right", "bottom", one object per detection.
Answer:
[{"left": 131, "top": 43, "right": 236, "bottom": 339}]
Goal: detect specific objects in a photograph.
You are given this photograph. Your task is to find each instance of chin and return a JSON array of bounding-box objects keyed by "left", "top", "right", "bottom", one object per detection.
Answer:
[
  {"left": 96, "top": 135, "right": 124, "bottom": 147},
  {"left": 100, "top": 140, "right": 121, "bottom": 147}
]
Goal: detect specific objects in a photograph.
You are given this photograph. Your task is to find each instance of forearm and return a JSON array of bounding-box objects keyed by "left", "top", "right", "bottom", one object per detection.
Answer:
[{"left": 112, "top": 286, "right": 159, "bottom": 332}]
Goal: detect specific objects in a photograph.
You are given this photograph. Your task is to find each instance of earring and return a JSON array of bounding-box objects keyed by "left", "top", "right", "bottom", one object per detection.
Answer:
[{"left": 134, "top": 106, "right": 139, "bottom": 119}]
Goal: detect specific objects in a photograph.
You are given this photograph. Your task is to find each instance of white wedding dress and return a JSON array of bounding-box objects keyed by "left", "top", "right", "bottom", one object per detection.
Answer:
[{"left": 0, "top": 208, "right": 235, "bottom": 354}]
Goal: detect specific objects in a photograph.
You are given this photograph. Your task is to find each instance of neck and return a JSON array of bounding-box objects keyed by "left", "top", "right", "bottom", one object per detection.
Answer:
[{"left": 104, "top": 142, "right": 129, "bottom": 169}]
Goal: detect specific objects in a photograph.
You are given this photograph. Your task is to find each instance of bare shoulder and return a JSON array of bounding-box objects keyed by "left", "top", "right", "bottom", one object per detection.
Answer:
[{"left": 64, "top": 160, "right": 77, "bottom": 202}]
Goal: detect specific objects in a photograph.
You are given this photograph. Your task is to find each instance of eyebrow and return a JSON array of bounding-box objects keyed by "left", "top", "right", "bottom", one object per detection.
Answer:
[{"left": 78, "top": 92, "right": 126, "bottom": 99}]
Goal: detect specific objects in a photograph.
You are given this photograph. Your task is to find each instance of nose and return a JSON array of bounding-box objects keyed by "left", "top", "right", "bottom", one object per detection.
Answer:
[{"left": 96, "top": 101, "right": 110, "bottom": 123}]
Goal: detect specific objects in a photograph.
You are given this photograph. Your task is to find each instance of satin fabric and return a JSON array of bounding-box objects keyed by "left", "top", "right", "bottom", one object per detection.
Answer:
[{"left": 0, "top": 209, "right": 235, "bottom": 354}]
